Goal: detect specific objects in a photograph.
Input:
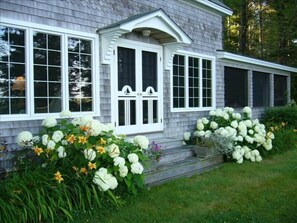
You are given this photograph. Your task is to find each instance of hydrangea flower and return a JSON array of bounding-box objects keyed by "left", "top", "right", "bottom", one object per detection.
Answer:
[
  {"left": 52, "top": 130, "right": 64, "bottom": 143},
  {"left": 16, "top": 131, "right": 33, "bottom": 148},
  {"left": 183, "top": 132, "right": 191, "bottom": 141},
  {"left": 113, "top": 157, "right": 125, "bottom": 167},
  {"left": 127, "top": 153, "right": 139, "bottom": 164},
  {"left": 60, "top": 110, "right": 72, "bottom": 118},
  {"left": 84, "top": 149, "right": 96, "bottom": 161},
  {"left": 119, "top": 166, "right": 128, "bottom": 178},
  {"left": 108, "top": 144, "right": 120, "bottom": 158},
  {"left": 93, "top": 168, "right": 118, "bottom": 191},
  {"left": 42, "top": 117, "right": 57, "bottom": 128},
  {"left": 133, "top": 135, "right": 149, "bottom": 150},
  {"left": 130, "top": 162, "right": 144, "bottom": 174}
]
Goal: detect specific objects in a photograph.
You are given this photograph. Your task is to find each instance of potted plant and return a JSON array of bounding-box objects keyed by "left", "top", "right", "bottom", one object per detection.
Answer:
[{"left": 144, "top": 141, "right": 164, "bottom": 172}]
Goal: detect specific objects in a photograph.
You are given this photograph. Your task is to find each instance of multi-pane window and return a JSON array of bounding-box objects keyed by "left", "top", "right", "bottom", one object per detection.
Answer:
[
  {"left": 225, "top": 67, "right": 248, "bottom": 108},
  {"left": 188, "top": 57, "right": 199, "bottom": 107},
  {"left": 253, "top": 72, "right": 270, "bottom": 107},
  {"left": 172, "top": 53, "right": 214, "bottom": 110},
  {"left": 68, "top": 38, "right": 92, "bottom": 112},
  {"left": 0, "top": 27, "right": 26, "bottom": 114},
  {"left": 274, "top": 74, "right": 288, "bottom": 106},
  {"left": 173, "top": 55, "right": 185, "bottom": 108},
  {"left": 202, "top": 59, "right": 212, "bottom": 107},
  {"left": 0, "top": 24, "right": 96, "bottom": 117},
  {"left": 33, "top": 32, "right": 62, "bottom": 113}
]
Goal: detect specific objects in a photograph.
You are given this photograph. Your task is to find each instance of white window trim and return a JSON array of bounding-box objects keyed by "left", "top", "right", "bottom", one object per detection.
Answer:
[
  {"left": 0, "top": 18, "right": 100, "bottom": 122},
  {"left": 171, "top": 50, "right": 216, "bottom": 112}
]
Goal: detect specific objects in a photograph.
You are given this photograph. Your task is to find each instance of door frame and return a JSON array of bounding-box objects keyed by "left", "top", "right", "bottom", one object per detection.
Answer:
[{"left": 111, "top": 38, "right": 164, "bottom": 135}]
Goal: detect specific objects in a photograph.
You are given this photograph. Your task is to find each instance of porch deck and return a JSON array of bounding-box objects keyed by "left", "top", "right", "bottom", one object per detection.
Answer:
[{"left": 144, "top": 137, "right": 224, "bottom": 187}]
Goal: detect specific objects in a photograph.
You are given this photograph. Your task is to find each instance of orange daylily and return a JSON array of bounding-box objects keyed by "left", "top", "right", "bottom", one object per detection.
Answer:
[
  {"left": 88, "top": 162, "right": 96, "bottom": 170},
  {"left": 80, "top": 167, "right": 88, "bottom": 175},
  {"left": 80, "top": 125, "right": 90, "bottom": 132},
  {"left": 33, "top": 146, "right": 44, "bottom": 156},
  {"left": 67, "top": 134, "right": 76, "bottom": 144},
  {"left": 99, "top": 138, "right": 106, "bottom": 145},
  {"left": 96, "top": 145, "right": 106, "bottom": 154},
  {"left": 54, "top": 171, "right": 64, "bottom": 183},
  {"left": 78, "top": 136, "right": 88, "bottom": 144}
]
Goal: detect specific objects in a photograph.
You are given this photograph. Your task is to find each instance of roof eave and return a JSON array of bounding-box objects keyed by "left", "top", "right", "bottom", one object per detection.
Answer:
[
  {"left": 217, "top": 51, "right": 297, "bottom": 73},
  {"left": 194, "top": 0, "right": 233, "bottom": 16}
]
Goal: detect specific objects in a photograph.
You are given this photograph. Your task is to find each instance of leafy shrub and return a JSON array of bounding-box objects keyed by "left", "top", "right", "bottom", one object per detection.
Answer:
[
  {"left": 1, "top": 111, "right": 150, "bottom": 222},
  {"left": 262, "top": 105, "right": 297, "bottom": 129},
  {"left": 184, "top": 107, "right": 274, "bottom": 163}
]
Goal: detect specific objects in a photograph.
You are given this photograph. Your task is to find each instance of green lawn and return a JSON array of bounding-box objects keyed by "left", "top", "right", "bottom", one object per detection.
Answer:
[{"left": 73, "top": 149, "right": 297, "bottom": 223}]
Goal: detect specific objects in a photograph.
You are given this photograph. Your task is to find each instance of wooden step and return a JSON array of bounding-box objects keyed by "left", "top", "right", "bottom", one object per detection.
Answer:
[
  {"left": 144, "top": 154, "right": 224, "bottom": 187},
  {"left": 150, "top": 137, "right": 183, "bottom": 150},
  {"left": 158, "top": 145, "right": 196, "bottom": 164}
]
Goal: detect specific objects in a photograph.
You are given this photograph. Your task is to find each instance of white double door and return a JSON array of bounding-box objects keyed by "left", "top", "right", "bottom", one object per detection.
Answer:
[{"left": 112, "top": 39, "right": 163, "bottom": 135}]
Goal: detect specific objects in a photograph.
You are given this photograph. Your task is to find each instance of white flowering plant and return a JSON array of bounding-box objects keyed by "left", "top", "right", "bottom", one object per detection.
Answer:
[
  {"left": 16, "top": 111, "right": 150, "bottom": 204},
  {"left": 184, "top": 107, "right": 275, "bottom": 163}
]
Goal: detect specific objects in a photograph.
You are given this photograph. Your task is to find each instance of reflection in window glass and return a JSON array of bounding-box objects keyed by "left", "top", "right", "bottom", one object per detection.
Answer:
[
  {"left": 0, "top": 26, "right": 26, "bottom": 114},
  {"left": 68, "top": 37, "right": 92, "bottom": 112},
  {"left": 33, "top": 31, "right": 62, "bottom": 113},
  {"left": 173, "top": 55, "right": 185, "bottom": 108},
  {"left": 202, "top": 59, "right": 212, "bottom": 107},
  {"left": 172, "top": 54, "right": 213, "bottom": 109},
  {"left": 188, "top": 57, "right": 199, "bottom": 107},
  {"left": 118, "top": 47, "right": 135, "bottom": 91}
]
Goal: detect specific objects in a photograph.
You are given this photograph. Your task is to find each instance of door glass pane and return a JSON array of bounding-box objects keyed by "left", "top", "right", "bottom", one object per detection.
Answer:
[
  {"left": 142, "top": 51, "right": 157, "bottom": 91},
  {"left": 143, "top": 100, "right": 148, "bottom": 124},
  {"left": 118, "top": 100, "right": 125, "bottom": 126},
  {"left": 130, "top": 100, "right": 136, "bottom": 125},
  {"left": 118, "top": 47, "right": 135, "bottom": 91},
  {"left": 118, "top": 99, "right": 136, "bottom": 126},
  {"left": 153, "top": 100, "right": 158, "bottom": 123},
  {"left": 142, "top": 99, "right": 158, "bottom": 124}
]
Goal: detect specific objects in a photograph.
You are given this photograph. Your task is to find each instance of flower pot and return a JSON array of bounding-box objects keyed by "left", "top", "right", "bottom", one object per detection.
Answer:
[
  {"left": 192, "top": 146, "right": 219, "bottom": 158},
  {"left": 144, "top": 159, "right": 159, "bottom": 173}
]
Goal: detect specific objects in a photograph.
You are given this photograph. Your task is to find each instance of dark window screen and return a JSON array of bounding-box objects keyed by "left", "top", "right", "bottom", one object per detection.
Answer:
[
  {"left": 253, "top": 72, "right": 270, "bottom": 107},
  {"left": 274, "top": 75, "right": 287, "bottom": 106},
  {"left": 225, "top": 67, "right": 248, "bottom": 108}
]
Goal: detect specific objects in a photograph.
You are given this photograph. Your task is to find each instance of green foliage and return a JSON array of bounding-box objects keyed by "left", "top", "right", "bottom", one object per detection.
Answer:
[
  {"left": 72, "top": 149, "right": 297, "bottom": 223},
  {"left": 224, "top": 0, "right": 297, "bottom": 67},
  {"left": 270, "top": 127, "right": 297, "bottom": 155},
  {"left": 184, "top": 107, "right": 273, "bottom": 163},
  {"left": 1, "top": 114, "right": 149, "bottom": 222},
  {"left": 262, "top": 105, "right": 297, "bottom": 128}
]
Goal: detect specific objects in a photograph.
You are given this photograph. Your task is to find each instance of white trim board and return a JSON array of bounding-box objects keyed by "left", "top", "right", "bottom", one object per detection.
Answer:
[{"left": 217, "top": 51, "right": 297, "bottom": 73}]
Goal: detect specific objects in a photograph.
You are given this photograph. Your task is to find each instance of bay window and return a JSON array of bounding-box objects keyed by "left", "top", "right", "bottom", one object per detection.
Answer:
[
  {"left": 0, "top": 22, "right": 98, "bottom": 120},
  {"left": 172, "top": 52, "right": 215, "bottom": 111}
]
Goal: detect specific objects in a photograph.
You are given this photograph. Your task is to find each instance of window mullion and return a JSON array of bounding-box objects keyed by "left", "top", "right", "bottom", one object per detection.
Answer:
[
  {"left": 185, "top": 55, "right": 189, "bottom": 109},
  {"left": 199, "top": 58, "right": 203, "bottom": 108},
  {"left": 28, "top": 27, "right": 34, "bottom": 116},
  {"left": 64, "top": 35, "right": 69, "bottom": 111}
]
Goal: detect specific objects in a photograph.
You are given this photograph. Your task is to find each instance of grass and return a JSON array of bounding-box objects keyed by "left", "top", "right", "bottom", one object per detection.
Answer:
[{"left": 73, "top": 148, "right": 297, "bottom": 223}]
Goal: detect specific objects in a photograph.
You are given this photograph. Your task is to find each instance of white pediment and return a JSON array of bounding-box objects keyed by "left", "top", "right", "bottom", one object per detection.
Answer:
[{"left": 98, "top": 9, "right": 192, "bottom": 69}]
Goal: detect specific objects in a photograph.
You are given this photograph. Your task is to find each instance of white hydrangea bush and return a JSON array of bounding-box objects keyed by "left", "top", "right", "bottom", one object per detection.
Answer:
[
  {"left": 16, "top": 111, "right": 149, "bottom": 199},
  {"left": 184, "top": 107, "right": 274, "bottom": 163}
]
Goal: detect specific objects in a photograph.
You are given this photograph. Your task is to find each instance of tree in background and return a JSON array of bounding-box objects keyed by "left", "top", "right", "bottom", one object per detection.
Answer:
[{"left": 223, "top": 0, "right": 297, "bottom": 101}]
